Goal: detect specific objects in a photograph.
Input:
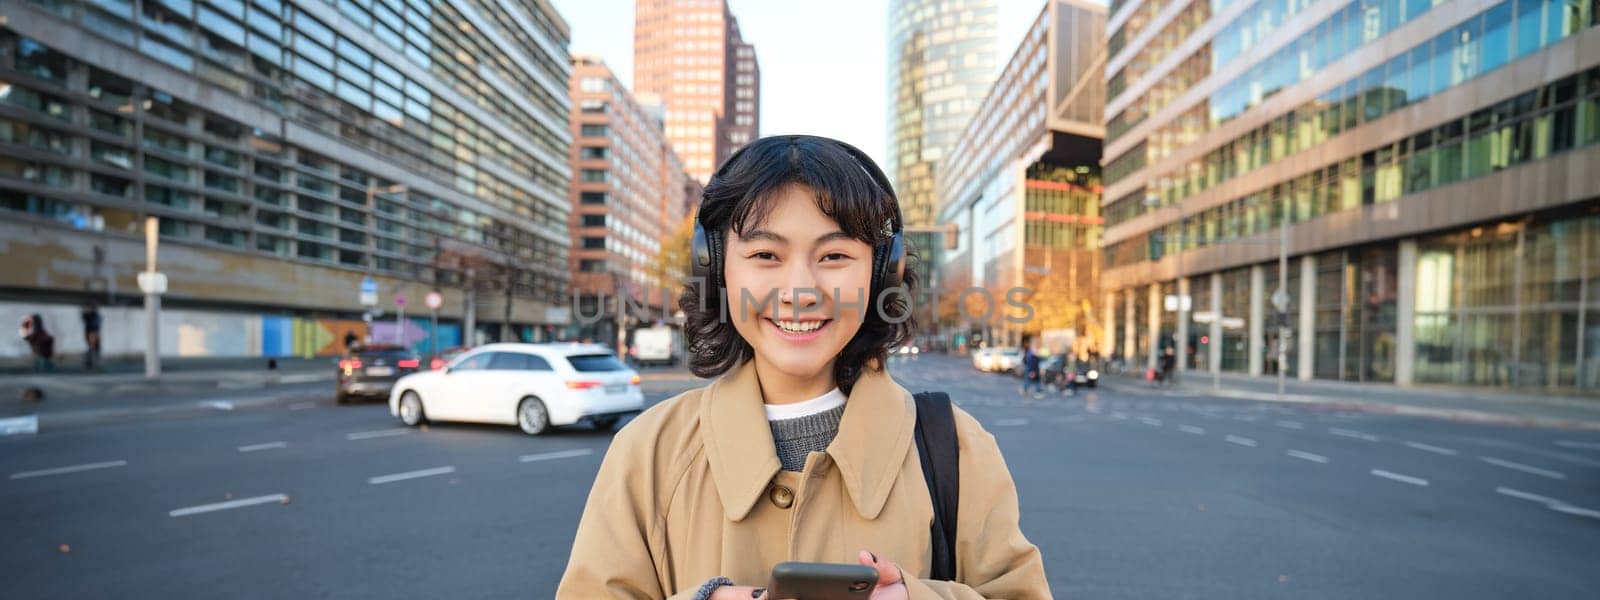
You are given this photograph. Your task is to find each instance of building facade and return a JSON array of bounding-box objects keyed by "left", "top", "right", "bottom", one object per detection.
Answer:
[
  {"left": 724, "top": 20, "right": 759, "bottom": 157},
  {"left": 1100, "top": 0, "right": 1600, "bottom": 393},
  {"left": 633, "top": 0, "right": 758, "bottom": 183},
  {"left": 568, "top": 56, "right": 695, "bottom": 346},
  {"left": 887, "top": 0, "right": 998, "bottom": 227},
  {"left": 0, "top": 0, "right": 574, "bottom": 362},
  {"left": 934, "top": 0, "right": 1107, "bottom": 353}
]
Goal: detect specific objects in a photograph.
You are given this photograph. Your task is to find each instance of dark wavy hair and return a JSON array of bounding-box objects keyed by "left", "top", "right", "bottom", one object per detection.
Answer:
[{"left": 679, "top": 136, "right": 919, "bottom": 394}]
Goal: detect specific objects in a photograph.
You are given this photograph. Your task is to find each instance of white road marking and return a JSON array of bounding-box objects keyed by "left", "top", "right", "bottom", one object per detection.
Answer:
[
  {"left": 1225, "top": 435, "right": 1258, "bottom": 448},
  {"left": 1370, "top": 469, "right": 1428, "bottom": 486},
  {"left": 1178, "top": 425, "right": 1205, "bottom": 435},
  {"left": 994, "top": 418, "right": 1029, "bottom": 427},
  {"left": 368, "top": 466, "right": 455, "bottom": 485},
  {"left": 1496, "top": 487, "right": 1600, "bottom": 520},
  {"left": 1140, "top": 417, "right": 1163, "bottom": 426},
  {"left": 518, "top": 448, "right": 594, "bottom": 463},
  {"left": 1108, "top": 413, "right": 1129, "bottom": 421},
  {"left": 1553, "top": 440, "right": 1600, "bottom": 450},
  {"left": 1330, "top": 428, "right": 1379, "bottom": 442},
  {"left": 10, "top": 460, "right": 128, "bottom": 480},
  {"left": 1480, "top": 456, "right": 1567, "bottom": 480},
  {"left": 238, "top": 441, "right": 288, "bottom": 453},
  {"left": 1275, "top": 420, "right": 1303, "bottom": 430},
  {"left": 1286, "top": 450, "right": 1329, "bottom": 464},
  {"left": 1404, "top": 441, "right": 1459, "bottom": 456},
  {"left": 346, "top": 428, "right": 412, "bottom": 441},
  {"left": 1496, "top": 487, "right": 1564, "bottom": 505},
  {"left": 200, "top": 401, "right": 234, "bottom": 411},
  {"left": 289, "top": 402, "right": 317, "bottom": 411},
  {"left": 169, "top": 494, "right": 287, "bottom": 517}
]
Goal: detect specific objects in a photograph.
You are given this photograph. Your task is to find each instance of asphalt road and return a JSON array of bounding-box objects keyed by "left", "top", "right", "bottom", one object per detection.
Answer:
[{"left": 3, "top": 354, "right": 1597, "bottom": 598}]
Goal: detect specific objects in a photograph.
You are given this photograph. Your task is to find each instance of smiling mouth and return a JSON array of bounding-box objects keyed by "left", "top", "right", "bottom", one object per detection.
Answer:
[{"left": 767, "top": 318, "right": 831, "bottom": 335}]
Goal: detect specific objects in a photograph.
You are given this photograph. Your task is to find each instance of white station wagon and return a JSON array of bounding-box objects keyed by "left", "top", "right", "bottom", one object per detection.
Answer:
[{"left": 388, "top": 343, "right": 645, "bottom": 435}]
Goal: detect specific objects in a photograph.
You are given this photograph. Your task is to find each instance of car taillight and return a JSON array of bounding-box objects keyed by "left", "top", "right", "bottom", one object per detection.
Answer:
[
  {"left": 397, "top": 359, "right": 420, "bottom": 369},
  {"left": 630, "top": 375, "right": 641, "bottom": 385},
  {"left": 430, "top": 358, "right": 444, "bottom": 370},
  {"left": 339, "top": 359, "right": 362, "bottom": 374},
  {"left": 565, "top": 380, "right": 603, "bottom": 390}
]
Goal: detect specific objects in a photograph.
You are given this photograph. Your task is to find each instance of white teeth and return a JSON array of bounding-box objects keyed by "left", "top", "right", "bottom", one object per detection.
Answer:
[{"left": 774, "top": 319, "right": 823, "bottom": 333}]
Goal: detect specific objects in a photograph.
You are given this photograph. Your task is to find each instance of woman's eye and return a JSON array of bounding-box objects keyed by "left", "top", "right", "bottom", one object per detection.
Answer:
[
  {"left": 748, "top": 251, "right": 777, "bottom": 261},
  {"left": 821, "top": 252, "right": 851, "bottom": 262}
]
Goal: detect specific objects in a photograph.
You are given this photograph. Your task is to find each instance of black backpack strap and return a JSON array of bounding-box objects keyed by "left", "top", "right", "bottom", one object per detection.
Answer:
[{"left": 912, "top": 391, "right": 959, "bottom": 581}]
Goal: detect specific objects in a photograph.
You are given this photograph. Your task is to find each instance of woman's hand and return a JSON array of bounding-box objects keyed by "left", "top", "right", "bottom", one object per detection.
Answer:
[{"left": 858, "top": 550, "right": 910, "bottom": 600}]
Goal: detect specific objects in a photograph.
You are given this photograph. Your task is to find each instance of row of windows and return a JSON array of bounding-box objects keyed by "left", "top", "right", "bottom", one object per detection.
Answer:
[
  {"left": 1117, "top": 0, "right": 1598, "bottom": 217},
  {"left": 1105, "top": 67, "right": 1600, "bottom": 269}
]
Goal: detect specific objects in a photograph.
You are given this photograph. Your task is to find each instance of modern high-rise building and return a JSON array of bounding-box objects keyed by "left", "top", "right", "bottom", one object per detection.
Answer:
[
  {"left": 934, "top": 0, "right": 1107, "bottom": 352},
  {"left": 568, "top": 56, "right": 697, "bottom": 345},
  {"left": 1100, "top": 0, "right": 1600, "bottom": 392},
  {"left": 0, "top": 0, "right": 574, "bottom": 363},
  {"left": 633, "top": 0, "right": 759, "bottom": 183},
  {"left": 887, "top": 0, "right": 998, "bottom": 227}
]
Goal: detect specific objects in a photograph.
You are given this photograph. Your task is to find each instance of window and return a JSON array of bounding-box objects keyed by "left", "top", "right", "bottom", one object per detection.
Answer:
[
  {"left": 580, "top": 192, "right": 606, "bottom": 204},
  {"left": 581, "top": 214, "right": 605, "bottom": 227},
  {"left": 580, "top": 124, "right": 608, "bottom": 137},
  {"left": 580, "top": 146, "right": 608, "bottom": 159},
  {"left": 580, "top": 169, "right": 608, "bottom": 183},
  {"left": 582, "top": 236, "right": 605, "bottom": 249},
  {"left": 567, "top": 354, "right": 627, "bottom": 372},
  {"left": 489, "top": 352, "right": 551, "bottom": 371},
  {"left": 579, "top": 258, "right": 607, "bottom": 272},
  {"left": 451, "top": 352, "right": 494, "bottom": 371}
]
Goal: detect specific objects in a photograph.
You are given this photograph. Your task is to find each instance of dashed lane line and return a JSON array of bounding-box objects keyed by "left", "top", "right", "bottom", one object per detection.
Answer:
[
  {"left": 518, "top": 449, "right": 594, "bottom": 463},
  {"left": 1370, "top": 469, "right": 1428, "bottom": 486},
  {"left": 346, "top": 428, "right": 413, "bottom": 441},
  {"left": 10, "top": 460, "right": 128, "bottom": 480},
  {"left": 1404, "top": 441, "right": 1459, "bottom": 456},
  {"left": 368, "top": 466, "right": 455, "bottom": 485},
  {"left": 1479, "top": 456, "right": 1567, "bottom": 480},
  {"left": 169, "top": 494, "right": 288, "bottom": 517},
  {"left": 1286, "top": 450, "right": 1329, "bottom": 464},
  {"left": 1330, "top": 428, "right": 1380, "bottom": 442},
  {"left": 1225, "top": 435, "right": 1258, "bottom": 448},
  {"left": 1177, "top": 425, "right": 1205, "bottom": 435},
  {"left": 238, "top": 441, "right": 288, "bottom": 453}
]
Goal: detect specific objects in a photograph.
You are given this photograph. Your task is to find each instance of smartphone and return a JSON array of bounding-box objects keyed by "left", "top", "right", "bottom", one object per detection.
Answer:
[{"left": 764, "top": 562, "right": 878, "bottom": 600}]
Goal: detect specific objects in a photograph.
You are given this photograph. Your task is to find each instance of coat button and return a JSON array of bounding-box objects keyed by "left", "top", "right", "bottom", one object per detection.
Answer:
[{"left": 768, "top": 484, "right": 794, "bottom": 509}]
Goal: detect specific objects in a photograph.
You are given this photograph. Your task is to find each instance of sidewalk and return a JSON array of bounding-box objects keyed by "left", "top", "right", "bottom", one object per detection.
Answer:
[
  {"left": 1103, "top": 369, "right": 1600, "bottom": 430},
  {"left": 0, "top": 357, "right": 335, "bottom": 434}
]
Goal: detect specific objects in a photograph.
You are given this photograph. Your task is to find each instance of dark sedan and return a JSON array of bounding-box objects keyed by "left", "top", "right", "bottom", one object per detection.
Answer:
[{"left": 336, "top": 345, "right": 421, "bottom": 404}]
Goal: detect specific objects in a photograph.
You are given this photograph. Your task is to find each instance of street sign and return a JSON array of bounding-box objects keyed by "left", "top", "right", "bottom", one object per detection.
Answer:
[
  {"left": 425, "top": 291, "right": 442, "bottom": 310},
  {"left": 136, "top": 272, "right": 168, "bottom": 295},
  {"left": 1163, "top": 294, "right": 1192, "bottom": 312},
  {"left": 360, "top": 277, "right": 378, "bottom": 306},
  {"left": 395, "top": 294, "right": 407, "bottom": 308},
  {"left": 1271, "top": 288, "right": 1290, "bottom": 311}
]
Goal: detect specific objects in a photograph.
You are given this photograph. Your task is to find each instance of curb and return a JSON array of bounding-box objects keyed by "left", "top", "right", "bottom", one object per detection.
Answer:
[
  {"left": 1, "top": 389, "right": 328, "bottom": 436},
  {"left": 1102, "top": 380, "right": 1600, "bottom": 431}
]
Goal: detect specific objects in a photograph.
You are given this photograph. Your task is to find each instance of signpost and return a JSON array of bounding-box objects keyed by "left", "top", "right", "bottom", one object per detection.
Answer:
[
  {"left": 394, "top": 294, "right": 407, "bottom": 346},
  {"left": 425, "top": 291, "right": 442, "bottom": 361},
  {"left": 140, "top": 217, "right": 165, "bottom": 379},
  {"left": 360, "top": 277, "right": 378, "bottom": 307}
]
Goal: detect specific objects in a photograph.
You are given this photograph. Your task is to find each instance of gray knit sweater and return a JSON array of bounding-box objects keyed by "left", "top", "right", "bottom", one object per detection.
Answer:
[{"left": 768, "top": 403, "right": 846, "bottom": 472}]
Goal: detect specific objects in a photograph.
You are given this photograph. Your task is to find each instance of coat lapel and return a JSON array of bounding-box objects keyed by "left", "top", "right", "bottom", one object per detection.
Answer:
[
  {"left": 700, "top": 360, "right": 781, "bottom": 522},
  {"left": 828, "top": 360, "right": 916, "bottom": 520}
]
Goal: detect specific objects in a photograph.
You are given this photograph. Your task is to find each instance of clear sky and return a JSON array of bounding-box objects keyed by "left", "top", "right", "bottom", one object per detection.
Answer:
[{"left": 548, "top": 0, "right": 1065, "bottom": 170}]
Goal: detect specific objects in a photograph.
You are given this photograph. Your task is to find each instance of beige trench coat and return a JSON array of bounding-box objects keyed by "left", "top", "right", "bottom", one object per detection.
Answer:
[{"left": 556, "top": 359, "right": 1051, "bottom": 599}]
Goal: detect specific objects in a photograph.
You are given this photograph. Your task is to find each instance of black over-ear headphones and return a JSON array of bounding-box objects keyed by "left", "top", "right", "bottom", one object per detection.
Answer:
[{"left": 690, "top": 135, "right": 906, "bottom": 295}]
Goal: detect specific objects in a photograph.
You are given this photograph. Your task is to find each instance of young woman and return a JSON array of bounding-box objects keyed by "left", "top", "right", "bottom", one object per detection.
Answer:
[{"left": 557, "top": 135, "right": 1049, "bottom": 599}]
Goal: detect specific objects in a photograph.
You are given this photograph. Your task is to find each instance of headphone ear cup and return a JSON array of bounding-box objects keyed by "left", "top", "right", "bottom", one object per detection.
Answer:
[
  {"left": 691, "top": 222, "right": 712, "bottom": 285},
  {"left": 878, "top": 232, "right": 906, "bottom": 290}
]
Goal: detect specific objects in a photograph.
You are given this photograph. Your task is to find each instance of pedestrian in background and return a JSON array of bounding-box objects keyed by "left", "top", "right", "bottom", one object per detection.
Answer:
[
  {"left": 1021, "top": 336, "right": 1043, "bottom": 399},
  {"left": 22, "top": 314, "right": 54, "bottom": 373},
  {"left": 81, "top": 303, "right": 102, "bottom": 371}
]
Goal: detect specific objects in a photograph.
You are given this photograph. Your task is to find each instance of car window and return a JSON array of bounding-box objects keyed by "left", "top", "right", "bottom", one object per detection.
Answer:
[
  {"left": 523, "top": 355, "right": 553, "bottom": 371},
  {"left": 356, "top": 348, "right": 416, "bottom": 361},
  {"left": 566, "top": 353, "right": 627, "bottom": 372},
  {"left": 451, "top": 352, "right": 494, "bottom": 371},
  {"left": 488, "top": 352, "right": 529, "bottom": 371}
]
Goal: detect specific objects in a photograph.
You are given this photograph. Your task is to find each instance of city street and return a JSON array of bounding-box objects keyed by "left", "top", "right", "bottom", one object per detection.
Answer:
[{"left": 3, "top": 353, "right": 1598, "bottom": 598}]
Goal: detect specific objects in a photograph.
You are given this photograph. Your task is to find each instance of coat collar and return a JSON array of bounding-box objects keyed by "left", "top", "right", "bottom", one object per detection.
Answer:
[{"left": 700, "top": 359, "right": 916, "bottom": 522}]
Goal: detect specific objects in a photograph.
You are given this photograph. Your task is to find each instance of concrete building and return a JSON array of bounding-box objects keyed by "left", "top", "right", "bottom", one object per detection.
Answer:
[
  {"left": 1100, "top": 0, "right": 1600, "bottom": 393},
  {"left": 568, "top": 56, "right": 696, "bottom": 346},
  {"left": 887, "top": 0, "right": 999, "bottom": 227},
  {"left": 934, "top": 0, "right": 1107, "bottom": 353},
  {"left": 633, "top": 0, "right": 759, "bottom": 183},
  {"left": 0, "top": 0, "right": 574, "bottom": 363}
]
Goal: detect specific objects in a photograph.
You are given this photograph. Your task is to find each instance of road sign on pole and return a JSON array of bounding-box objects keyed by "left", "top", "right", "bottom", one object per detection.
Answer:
[
  {"left": 1271, "top": 288, "right": 1290, "bottom": 312},
  {"left": 360, "top": 277, "right": 378, "bottom": 306},
  {"left": 424, "top": 291, "right": 442, "bottom": 310}
]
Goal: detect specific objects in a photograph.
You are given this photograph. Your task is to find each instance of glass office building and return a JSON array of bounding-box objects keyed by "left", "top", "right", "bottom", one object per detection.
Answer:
[
  {"left": 887, "top": 0, "right": 998, "bottom": 227},
  {"left": 1100, "top": 0, "right": 1600, "bottom": 392},
  {"left": 0, "top": 0, "right": 574, "bottom": 357}
]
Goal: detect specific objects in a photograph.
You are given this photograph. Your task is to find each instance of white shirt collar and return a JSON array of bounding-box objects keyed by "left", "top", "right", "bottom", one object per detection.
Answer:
[{"left": 764, "top": 387, "right": 846, "bottom": 421}]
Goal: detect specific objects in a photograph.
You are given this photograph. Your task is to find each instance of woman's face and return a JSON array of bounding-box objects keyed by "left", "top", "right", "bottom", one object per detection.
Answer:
[{"left": 723, "top": 185, "right": 875, "bottom": 384}]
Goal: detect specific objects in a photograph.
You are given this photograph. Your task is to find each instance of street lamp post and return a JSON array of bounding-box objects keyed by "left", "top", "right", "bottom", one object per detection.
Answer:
[{"left": 365, "top": 183, "right": 406, "bottom": 342}]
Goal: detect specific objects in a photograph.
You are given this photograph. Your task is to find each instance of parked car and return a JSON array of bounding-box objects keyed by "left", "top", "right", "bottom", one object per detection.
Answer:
[
  {"left": 389, "top": 343, "right": 644, "bottom": 435},
  {"left": 336, "top": 345, "right": 421, "bottom": 404},
  {"left": 972, "top": 347, "right": 995, "bottom": 371},
  {"left": 992, "top": 347, "right": 1022, "bottom": 374}
]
